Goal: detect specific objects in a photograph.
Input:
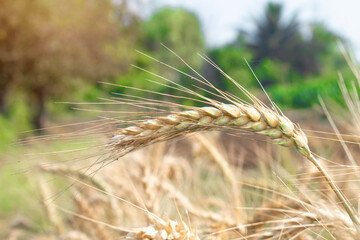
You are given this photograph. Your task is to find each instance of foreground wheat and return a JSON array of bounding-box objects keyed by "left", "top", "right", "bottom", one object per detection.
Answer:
[
  {"left": 126, "top": 218, "right": 199, "bottom": 240},
  {"left": 105, "top": 49, "right": 360, "bottom": 234}
]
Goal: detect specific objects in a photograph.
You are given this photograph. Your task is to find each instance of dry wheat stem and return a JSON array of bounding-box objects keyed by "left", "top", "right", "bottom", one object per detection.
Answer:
[
  {"left": 194, "top": 134, "right": 246, "bottom": 229},
  {"left": 71, "top": 189, "right": 110, "bottom": 240},
  {"left": 37, "top": 175, "right": 65, "bottom": 234},
  {"left": 159, "top": 178, "right": 238, "bottom": 228},
  {"left": 248, "top": 195, "right": 356, "bottom": 239}
]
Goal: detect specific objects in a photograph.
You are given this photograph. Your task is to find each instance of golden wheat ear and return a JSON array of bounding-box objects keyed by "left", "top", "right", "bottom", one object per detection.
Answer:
[
  {"left": 110, "top": 100, "right": 310, "bottom": 156},
  {"left": 103, "top": 47, "right": 360, "bottom": 235}
]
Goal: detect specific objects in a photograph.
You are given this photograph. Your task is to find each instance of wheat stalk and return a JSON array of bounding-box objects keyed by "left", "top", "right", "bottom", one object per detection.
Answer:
[
  {"left": 37, "top": 175, "right": 65, "bottom": 234},
  {"left": 248, "top": 195, "right": 356, "bottom": 239},
  {"left": 71, "top": 189, "right": 111, "bottom": 240}
]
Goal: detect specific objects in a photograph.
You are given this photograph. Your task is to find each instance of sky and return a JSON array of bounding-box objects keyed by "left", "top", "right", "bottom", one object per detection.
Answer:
[{"left": 138, "top": 0, "right": 360, "bottom": 60}]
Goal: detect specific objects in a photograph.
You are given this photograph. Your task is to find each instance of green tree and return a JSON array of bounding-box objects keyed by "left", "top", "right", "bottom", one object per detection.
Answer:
[
  {"left": 143, "top": 8, "right": 205, "bottom": 73},
  {"left": 249, "top": 3, "right": 300, "bottom": 63},
  {"left": 110, "top": 8, "right": 205, "bottom": 103},
  {"left": 206, "top": 35, "right": 254, "bottom": 91},
  {"left": 247, "top": 2, "right": 341, "bottom": 86}
]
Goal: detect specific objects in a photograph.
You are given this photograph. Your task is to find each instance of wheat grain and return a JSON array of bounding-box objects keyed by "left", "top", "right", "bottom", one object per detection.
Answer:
[{"left": 126, "top": 218, "right": 200, "bottom": 240}]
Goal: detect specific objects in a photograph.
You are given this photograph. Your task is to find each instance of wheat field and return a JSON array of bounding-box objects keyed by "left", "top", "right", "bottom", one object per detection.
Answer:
[{"left": 2, "top": 48, "right": 360, "bottom": 240}]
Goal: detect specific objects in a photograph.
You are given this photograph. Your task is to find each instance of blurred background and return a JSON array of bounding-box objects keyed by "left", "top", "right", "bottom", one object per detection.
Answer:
[
  {"left": 2, "top": 1, "right": 360, "bottom": 238},
  {"left": 0, "top": 0, "right": 358, "bottom": 147}
]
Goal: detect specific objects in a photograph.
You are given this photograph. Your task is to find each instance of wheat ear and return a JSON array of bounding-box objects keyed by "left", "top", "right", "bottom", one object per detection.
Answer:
[{"left": 111, "top": 102, "right": 308, "bottom": 153}]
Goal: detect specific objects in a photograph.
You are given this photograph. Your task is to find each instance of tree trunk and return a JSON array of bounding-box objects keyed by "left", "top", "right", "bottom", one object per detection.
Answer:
[
  {"left": 0, "top": 88, "right": 7, "bottom": 115},
  {"left": 32, "top": 89, "right": 46, "bottom": 133},
  {"left": 0, "top": 80, "right": 12, "bottom": 115}
]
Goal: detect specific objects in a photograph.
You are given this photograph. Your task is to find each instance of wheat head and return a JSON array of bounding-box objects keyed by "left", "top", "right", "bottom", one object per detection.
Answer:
[{"left": 110, "top": 103, "right": 310, "bottom": 158}]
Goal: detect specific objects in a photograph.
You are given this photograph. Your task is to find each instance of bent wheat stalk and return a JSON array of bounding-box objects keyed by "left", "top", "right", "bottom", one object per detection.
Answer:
[{"left": 104, "top": 49, "right": 360, "bottom": 234}]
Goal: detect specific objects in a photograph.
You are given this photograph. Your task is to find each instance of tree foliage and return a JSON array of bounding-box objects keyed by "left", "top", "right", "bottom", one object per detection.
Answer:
[
  {"left": 248, "top": 3, "right": 338, "bottom": 80},
  {"left": 205, "top": 36, "right": 254, "bottom": 93},
  {"left": 249, "top": 3, "right": 300, "bottom": 64},
  {"left": 110, "top": 8, "right": 206, "bottom": 103},
  {"left": 0, "top": 0, "right": 139, "bottom": 129},
  {"left": 142, "top": 8, "right": 205, "bottom": 72}
]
